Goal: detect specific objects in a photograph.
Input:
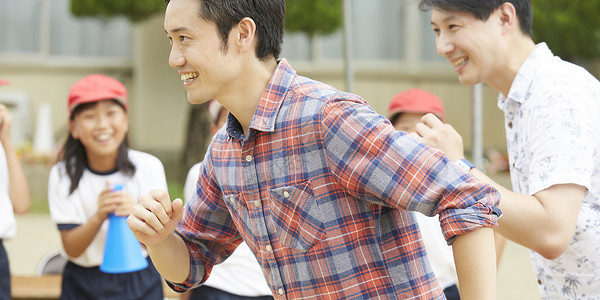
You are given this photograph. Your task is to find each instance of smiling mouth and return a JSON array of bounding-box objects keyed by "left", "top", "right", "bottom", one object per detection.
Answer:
[
  {"left": 96, "top": 134, "right": 112, "bottom": 142},
  {"left": 451, "top": 57, "right": 468, "bottom": 68},
  {"left": 181, "top": 72, "right": 199, "bottom": 84}
]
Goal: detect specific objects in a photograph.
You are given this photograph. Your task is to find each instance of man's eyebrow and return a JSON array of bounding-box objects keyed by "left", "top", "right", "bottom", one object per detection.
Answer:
[
  {"left": 165, "top": 26, "right": 189, "bottom": 34},
  {"left": 431, "top": 14, "right": 457, "bottom": 26}
]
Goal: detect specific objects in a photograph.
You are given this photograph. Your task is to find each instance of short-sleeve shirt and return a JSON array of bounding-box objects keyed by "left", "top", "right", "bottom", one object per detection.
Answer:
[
  {"left": 48, "top": 149, "right": 168, "bottom": 267},
  {"left": 0, "top": 142, "right": 16, "bottom": 239},
  {"left": 174, "top": 59, "right": 501, "bottom": 299},
  {"left": 498, "top": 43, "right": 600, "bottom": 299}
]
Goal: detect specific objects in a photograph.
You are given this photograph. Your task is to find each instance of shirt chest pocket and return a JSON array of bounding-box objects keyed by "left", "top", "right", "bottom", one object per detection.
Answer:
[{"left": 269, "top": 181, "right": 326, "bottom": 253}]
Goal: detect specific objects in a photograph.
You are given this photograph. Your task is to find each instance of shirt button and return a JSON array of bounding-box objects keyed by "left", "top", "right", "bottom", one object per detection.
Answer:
[
  {"left": 283, "top": 190, "right": 290, "bottom": 198},
  {"left": 254, "top": 200, "right": 261, "bottom": 207},
  {"left": 245, "top": 155, "right": 253, "bottom": 162},
  {"left": 277, "top": 288, "right": 284, "bottom": 295},
  {"left": 265, "top": 245, "right": 272, "bottom": 252},
  {"left": 508, "top": 121, "right": 513, "bottom": 129}
]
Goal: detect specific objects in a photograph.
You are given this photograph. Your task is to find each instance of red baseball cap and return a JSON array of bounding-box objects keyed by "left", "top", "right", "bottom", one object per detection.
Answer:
[
  {"left": 0, "top": 79, "right": 10, "bottom": 86},
  {"left": 387, "top": 88, "right": 445, "bottom": 122},
  {"left": 68, "top": 74, "right": 128, "bottom": 115}
]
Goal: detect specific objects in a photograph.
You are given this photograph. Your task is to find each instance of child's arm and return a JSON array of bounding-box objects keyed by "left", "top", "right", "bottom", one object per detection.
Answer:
[
  {"left": 452, "top": 227, "right": 497, "bottom": 300},
  {"left": 60, "top": 187, "right": 129, "bottom": 257},
  {"left": 0, "top": 104, "right": 30, "bottom": 214}
]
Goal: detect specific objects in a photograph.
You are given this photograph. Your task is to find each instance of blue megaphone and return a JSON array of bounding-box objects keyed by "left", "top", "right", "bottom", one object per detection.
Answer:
[{"left": 99, "top": 184, "right": 148, "bottom": 273}]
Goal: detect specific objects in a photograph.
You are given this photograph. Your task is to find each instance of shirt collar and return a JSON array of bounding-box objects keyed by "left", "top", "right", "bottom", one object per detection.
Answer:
[
  {"left": 501, "top": 42, "right": 553, "bottom": 107},
  {"left": 226, "top": 59, "right": 296, "bottom": 140}
]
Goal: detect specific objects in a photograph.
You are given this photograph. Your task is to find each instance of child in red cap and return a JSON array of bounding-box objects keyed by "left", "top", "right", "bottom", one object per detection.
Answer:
[
  {"left": 387, "top": 88, "right": 461, "bottom": 300},
  {"left": 48, "top": 74, "right": 167, "bottom": 299},
  {"left": 0, "top": 79, "right": 31, "bottom": 299}
]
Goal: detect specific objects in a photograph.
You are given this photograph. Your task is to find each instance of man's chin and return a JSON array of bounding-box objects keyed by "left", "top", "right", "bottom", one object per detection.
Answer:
[
  {"left": 186, "top": 93, "right": 210, "bottom": 105},
  {"left": 457, "top": 75, "right": 480, "bottom": 86}
]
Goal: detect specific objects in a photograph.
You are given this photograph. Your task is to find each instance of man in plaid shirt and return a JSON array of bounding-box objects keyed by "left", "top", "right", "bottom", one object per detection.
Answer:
[{"left": 128, "top": 0, "right": 502, "bottom": 299}]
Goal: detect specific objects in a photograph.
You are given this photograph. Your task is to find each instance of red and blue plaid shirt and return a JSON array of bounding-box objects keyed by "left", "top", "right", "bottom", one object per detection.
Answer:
[{"left": 172, "top": 59, "right": 500, "bottom": 299}]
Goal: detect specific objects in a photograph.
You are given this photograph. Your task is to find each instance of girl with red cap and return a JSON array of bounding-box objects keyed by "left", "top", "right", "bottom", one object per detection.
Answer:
[{"left": 48, "top": 74, "right": 167, "bottom": 299}]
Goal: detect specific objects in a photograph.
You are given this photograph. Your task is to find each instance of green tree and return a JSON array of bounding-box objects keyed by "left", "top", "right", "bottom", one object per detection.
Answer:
[
  {"left": 284, "top": 0, "right": 343, "bottom": 60},
  {"left": 532, "top": 0, "right": 600, "bottom": 61},
  {"left": 71, "top": 0, "right": 165, "bottom": 22}
]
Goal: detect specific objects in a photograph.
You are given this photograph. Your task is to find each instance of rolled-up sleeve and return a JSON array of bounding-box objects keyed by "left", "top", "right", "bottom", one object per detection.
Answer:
[{"left": 321, "top": 96, "right": 501, "bottom": 244}]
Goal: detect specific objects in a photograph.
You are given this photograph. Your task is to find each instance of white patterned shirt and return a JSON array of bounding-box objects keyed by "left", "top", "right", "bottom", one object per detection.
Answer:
[{"left": 498, "top": 43, "right": 600, "bottom": 299}]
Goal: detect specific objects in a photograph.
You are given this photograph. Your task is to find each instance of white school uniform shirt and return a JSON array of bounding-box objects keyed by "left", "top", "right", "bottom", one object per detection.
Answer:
[
  {"left": 414, "top": 214, "right": 456, "bottom": 290},
  {"left": 0, "top": 142, "right": 16, "bottom": 239},
  {"left": 498, "top": 43, "right": 600, "bottom": 299},
  {"left": 48, "top": 149, "right": 168, "bottom": 267},
  {"left": 184, "top": 162, "right": 273, "bottom": 296}
]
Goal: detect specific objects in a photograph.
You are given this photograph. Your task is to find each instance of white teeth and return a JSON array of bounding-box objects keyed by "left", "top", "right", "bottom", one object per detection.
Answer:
[
  {"left": 97, "top": 134, "right": 111, "bottom": 141},
  {"left": 180, "top": 72, "right": 199, "bottom": 82}
]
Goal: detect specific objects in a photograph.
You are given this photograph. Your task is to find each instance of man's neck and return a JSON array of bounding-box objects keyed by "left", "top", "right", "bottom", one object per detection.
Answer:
[
  {"left": 491, "top": 37, "right": 536, "bottom": 97},
  {"left": 220, "top": 57, "right": 279, "bottom": 137}
]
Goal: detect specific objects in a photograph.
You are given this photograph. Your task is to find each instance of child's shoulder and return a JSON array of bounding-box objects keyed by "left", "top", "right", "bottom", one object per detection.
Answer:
[{"left": 127, "top": 149, "right": 164, "bottom": 169}]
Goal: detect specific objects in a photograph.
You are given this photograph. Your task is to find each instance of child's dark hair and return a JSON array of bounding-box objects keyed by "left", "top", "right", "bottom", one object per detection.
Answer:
[
  {"left": 418, "top": 0, "right": 532, "bottom": 37},
  {"left": 59, "top": 100, "right": 135, "bottom": 194}
]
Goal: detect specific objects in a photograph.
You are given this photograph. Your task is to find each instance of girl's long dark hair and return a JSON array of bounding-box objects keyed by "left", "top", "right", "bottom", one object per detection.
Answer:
[{"left": 58, "top": 100, "right": 136, "bottom": 194}]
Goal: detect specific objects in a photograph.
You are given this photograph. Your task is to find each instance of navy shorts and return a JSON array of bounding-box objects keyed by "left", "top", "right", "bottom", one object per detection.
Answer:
[
  {"left": 189, "top": 285, "right": 274, "bottom": 300},
  {"left": 0, "top": 240, "right": 10, "bottom": 300},
  {"left": 60, "top": 257, "right": 163, "bottom": 300}
]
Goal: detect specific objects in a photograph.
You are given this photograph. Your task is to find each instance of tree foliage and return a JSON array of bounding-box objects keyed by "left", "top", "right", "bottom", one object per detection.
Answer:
[
  {"left": 532, "top": 0, "right": 600, "bottom": 61},
  {"left": 284, "top": 0, "right": 343, "bottom": 37},
  {"left": 71, "top": 0, "right": 165, "bottom": 22}
]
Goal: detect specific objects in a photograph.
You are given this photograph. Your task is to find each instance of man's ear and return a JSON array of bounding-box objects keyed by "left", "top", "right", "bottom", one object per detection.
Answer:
[
  {"left": 234, "top": 17, "right": 257, "bottom": 53},
  {"left": 497, "top": 2, "right": 518, "bottom": 35}
]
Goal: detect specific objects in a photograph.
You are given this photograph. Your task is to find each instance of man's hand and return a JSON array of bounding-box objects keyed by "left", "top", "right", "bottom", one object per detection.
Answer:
[
  {"left": 128, "top": 190, "right": 184, "bottom": 247},
  {"left": 415, "top": 113, "right": 466, "bottom": 161}
]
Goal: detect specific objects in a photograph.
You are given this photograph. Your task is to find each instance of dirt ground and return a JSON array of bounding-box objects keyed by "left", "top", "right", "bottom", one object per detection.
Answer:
[{"left": 5, "top": 213, "right": 539, "bottom": 299}]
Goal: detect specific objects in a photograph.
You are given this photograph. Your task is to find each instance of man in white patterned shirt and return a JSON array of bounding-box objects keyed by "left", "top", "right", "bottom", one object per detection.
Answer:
[{"left": 417, "top": 0, "right": 600, "bottom": 299}]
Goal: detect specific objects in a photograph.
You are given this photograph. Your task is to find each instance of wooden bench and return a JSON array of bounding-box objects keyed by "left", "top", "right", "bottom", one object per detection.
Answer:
[{"left": 11, "top": 275, "right": 179, "bottom": 299}]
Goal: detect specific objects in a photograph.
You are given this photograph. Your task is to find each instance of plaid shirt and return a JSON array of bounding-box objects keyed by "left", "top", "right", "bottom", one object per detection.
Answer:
[{"left": 172, "top": 59, "right": 500, "bottom": 299}]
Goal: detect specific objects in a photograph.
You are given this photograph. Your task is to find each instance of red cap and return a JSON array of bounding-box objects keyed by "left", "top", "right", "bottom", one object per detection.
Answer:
[
  {"left": 68, "top": 74, "right": 128, "bottom": 115},
  {"left": 387, "top": 88, "right": 445, "bottom": 122},
  {"left": 0, "top": 79, "right": 10, "bottom": 86}
]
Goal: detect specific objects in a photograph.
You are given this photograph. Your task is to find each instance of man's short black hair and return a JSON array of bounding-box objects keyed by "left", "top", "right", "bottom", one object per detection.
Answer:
[
  {"left": 419, "top": 0, "right": 532, "bottom": 37},
  {"left": 165, "top": 0, "right": 285, "bottom": 60}
]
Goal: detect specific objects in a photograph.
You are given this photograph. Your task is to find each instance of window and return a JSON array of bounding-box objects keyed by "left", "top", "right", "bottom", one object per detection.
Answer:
[{"left": 0, "top": 0, "right": 132, "bottom": 60}]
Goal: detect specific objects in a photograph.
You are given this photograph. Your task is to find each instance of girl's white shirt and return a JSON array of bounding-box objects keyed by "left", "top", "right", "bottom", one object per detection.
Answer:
[
  {"left": 0, "top": 142, "right": 16, "bottom": 239},
  {"left": 48, "top": 149, "right": 168, "bottom": 267}
]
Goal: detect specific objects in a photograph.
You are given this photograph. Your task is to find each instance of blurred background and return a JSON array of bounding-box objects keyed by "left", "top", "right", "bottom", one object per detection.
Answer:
[{"left": 1, "top": 0, "right": 598, "bottom": 299}]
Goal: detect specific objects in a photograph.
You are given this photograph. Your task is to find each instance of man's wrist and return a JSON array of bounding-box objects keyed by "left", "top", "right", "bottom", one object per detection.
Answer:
[{"left": 453, "top": 158, "right": 474, "bottom": 172}]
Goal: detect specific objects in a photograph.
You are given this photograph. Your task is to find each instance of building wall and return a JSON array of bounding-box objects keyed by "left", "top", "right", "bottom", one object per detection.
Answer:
[{"left": 0, "top": 14, "right": 508, "bottom": 170}]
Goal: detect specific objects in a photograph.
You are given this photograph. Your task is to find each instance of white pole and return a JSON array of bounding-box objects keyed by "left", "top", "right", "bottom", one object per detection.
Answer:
[
  {"left": 471, "top": 84, "right": 484, "bottom": 169},
  {"left": 343, "top": 0, "right": 354, "bottom": 93}
]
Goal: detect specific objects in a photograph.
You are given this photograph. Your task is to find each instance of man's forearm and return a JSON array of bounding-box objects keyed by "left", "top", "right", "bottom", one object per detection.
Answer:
[
  {"left": 147, "top": 233, "right": 198, "bottom": 283},
  {"left": 469, "top": 168, "right": 583, "bottom": 259},
  {"left": 452, "top": 227, "right": 496, "bottom": 300}
]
